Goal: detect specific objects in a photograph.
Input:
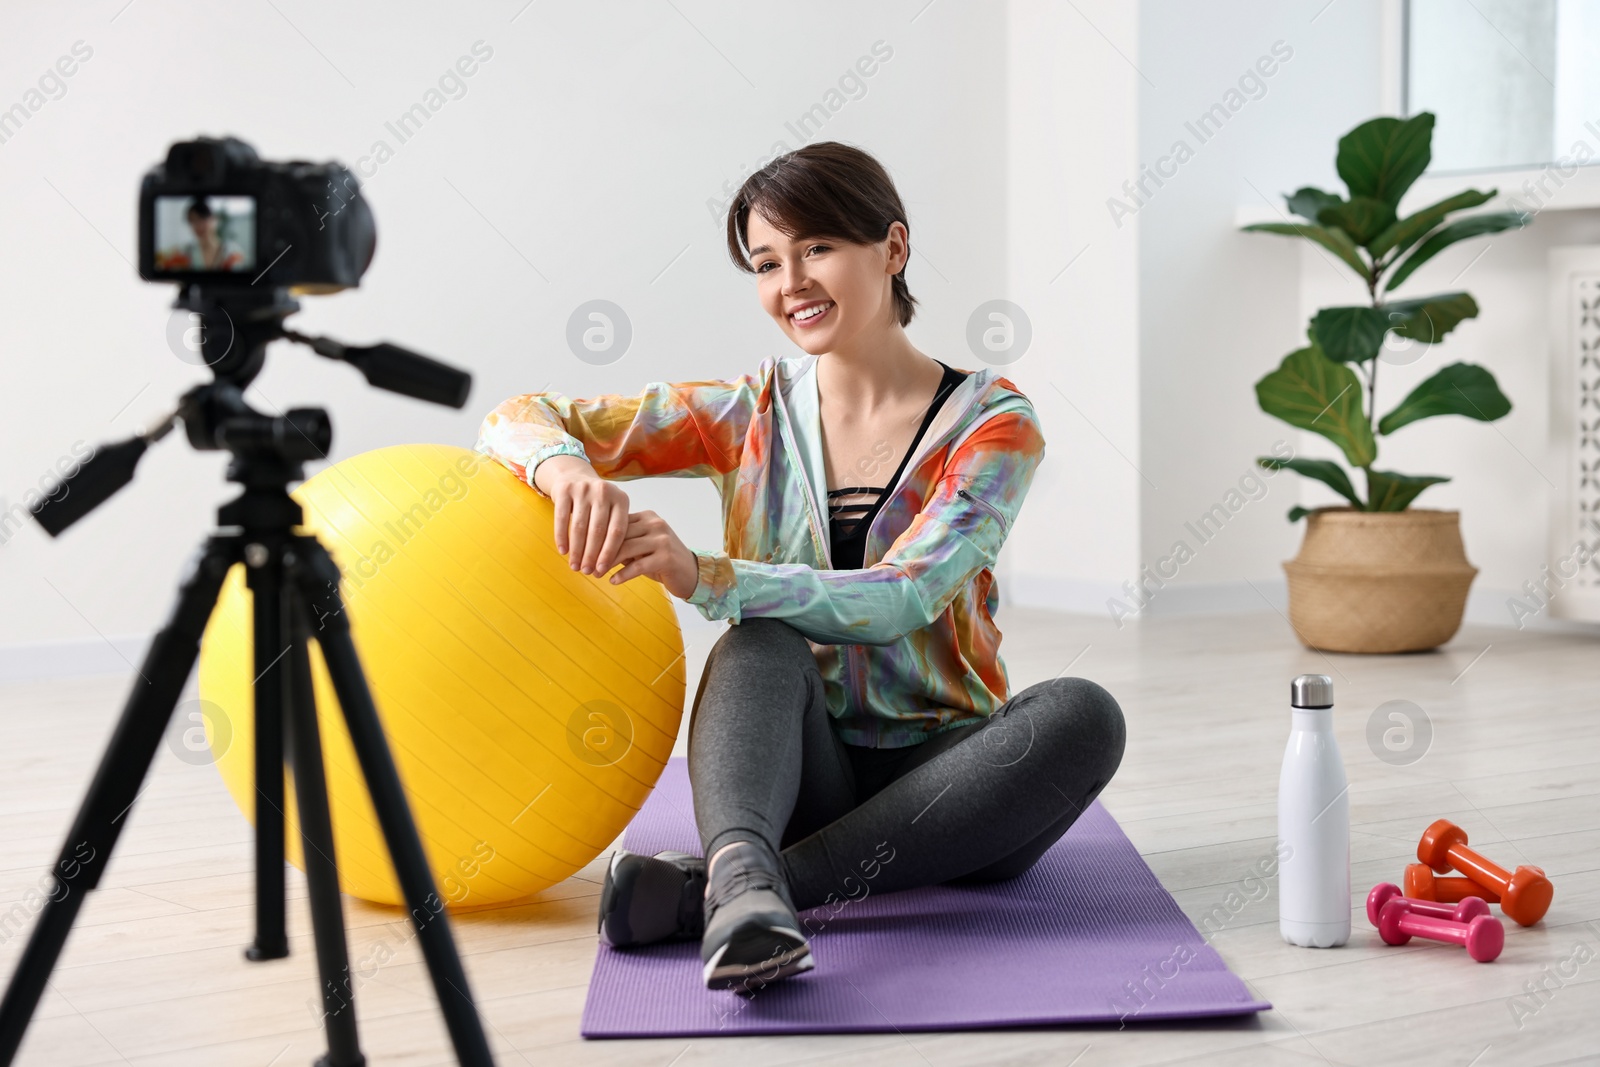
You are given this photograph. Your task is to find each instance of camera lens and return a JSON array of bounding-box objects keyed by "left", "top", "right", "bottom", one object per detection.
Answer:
[{"left": 351, "top": 197, "right": 376, "bottom": 277}]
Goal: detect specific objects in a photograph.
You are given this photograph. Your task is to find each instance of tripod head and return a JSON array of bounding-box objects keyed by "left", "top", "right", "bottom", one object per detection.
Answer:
[{"left": 31, "top": 282, "right": 472, "bottom": 537}]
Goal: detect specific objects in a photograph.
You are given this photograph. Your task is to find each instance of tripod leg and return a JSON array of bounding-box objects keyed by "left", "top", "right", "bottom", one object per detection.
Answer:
[
  {"left": 245, "top": 546, "right": 288, "bottom": 961},
  {"left": 290, "top": 539, "right": 495, "bottom": 1067},
  {"left": 0, "top": 538, "right": 236, "bottom": 1066},
  {"left": 283, "top": 587, "right": 365, "bottom": 1067}
]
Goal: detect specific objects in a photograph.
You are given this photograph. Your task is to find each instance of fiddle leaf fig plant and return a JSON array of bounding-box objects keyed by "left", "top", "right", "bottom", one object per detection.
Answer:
[{"left": 1241, "top": 112, "right": 1527, "bottom": 521}]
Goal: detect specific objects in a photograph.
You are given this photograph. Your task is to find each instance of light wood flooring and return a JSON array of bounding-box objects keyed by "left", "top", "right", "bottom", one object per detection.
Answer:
[{"left": 2, "top": 607, "right": 1597, "bottom": 1066}]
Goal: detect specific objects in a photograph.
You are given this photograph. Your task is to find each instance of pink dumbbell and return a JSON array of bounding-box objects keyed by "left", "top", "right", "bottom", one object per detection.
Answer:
[
  {"left": 1376, "top": 897, "right": 1504, "bottom": 962},
  {"left": 1366, "top": 882, "right": 1490, "bottom": 928}
]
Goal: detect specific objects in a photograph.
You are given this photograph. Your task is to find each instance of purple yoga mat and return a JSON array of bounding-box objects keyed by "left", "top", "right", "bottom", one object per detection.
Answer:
[{"left": 581, "top": 758, "right": 1269, "bottom": 1037}]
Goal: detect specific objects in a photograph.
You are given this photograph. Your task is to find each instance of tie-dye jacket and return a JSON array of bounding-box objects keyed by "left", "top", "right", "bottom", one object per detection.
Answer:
[{"left": 473, "top": 352, "right": 1046, "bottom": 749}]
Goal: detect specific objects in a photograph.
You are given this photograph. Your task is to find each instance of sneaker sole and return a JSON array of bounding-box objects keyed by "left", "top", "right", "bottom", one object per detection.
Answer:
[
  {"left": 596, "top": 850, "right": 627, "bottom": 946},
  {"left": 702, "top": 924, "right": 813, "bottom": 991}
]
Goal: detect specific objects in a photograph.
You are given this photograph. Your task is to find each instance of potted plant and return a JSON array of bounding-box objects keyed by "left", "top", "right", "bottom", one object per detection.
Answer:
[{"left": 1241, "top": 112, "right": 1529, "bottom": 653}]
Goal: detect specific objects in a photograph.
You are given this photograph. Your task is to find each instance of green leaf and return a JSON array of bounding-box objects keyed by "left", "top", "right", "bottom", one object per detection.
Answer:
[
  {"left": 1287, "top": 505, "right": 1312, "bottom": 522},
  {"left": 1316, "top": 196, "right": 1397, "bottom": 247},
  {"left": 1385, "top": 211, "right": 1531, "bottom": 291},
  {"left": 1309, "top": 293, "right": 1481, "bottom": 366},
  {"left": 1255, "top": 345, "right": 1377, "bottom": 467},
  {"left": 1286, "top": 187, "right": 1345, "bottom": 222},
  {"left": 1337, "top": 113, "right": 1435, "bottom": 208},
  {"left": 1313, "top": 306, "right": 1392, "bottom": 363},
  {"left": 1257, "top": 455, "right": 1364, "bottom": 507},
  {"left": 1241, "top": 222, "right": 1369, "bottom": 279},
  {"left": 1366, "top": 469, "right": 1451, "bottom": 511},
  {"left": 1377, "top": 362, "right": 1512, "bottom": 434},
  {"left": 1369, "top": 188, "right": 1495, "bottom": 259},
  {"left": 1382, "top": 292, "right": 1479, "bottom": 345}
]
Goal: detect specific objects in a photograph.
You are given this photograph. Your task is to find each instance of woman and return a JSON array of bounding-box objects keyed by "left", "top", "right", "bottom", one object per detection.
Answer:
[
  {"left": 475, "top": 142, "right": 1126, "bottom": 995},
  {"left": 156, "top": 197, "right": 246, "bottom": 271}
]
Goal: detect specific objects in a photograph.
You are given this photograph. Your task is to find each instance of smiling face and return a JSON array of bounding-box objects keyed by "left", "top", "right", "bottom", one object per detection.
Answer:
[
  {"left": 746, "top": 209, "right": 908, "bottom": 355},
  {"left": 186, "top": 209, "right": 218, "bottom": 242}
]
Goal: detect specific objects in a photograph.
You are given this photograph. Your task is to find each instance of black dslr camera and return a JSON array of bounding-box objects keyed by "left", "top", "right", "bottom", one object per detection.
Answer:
[
  {"left": 138, "top": 135, "right": 374, "bottom": 292},
  {"left": 26, "top": 134, "right": 470, "bottom": 537}
]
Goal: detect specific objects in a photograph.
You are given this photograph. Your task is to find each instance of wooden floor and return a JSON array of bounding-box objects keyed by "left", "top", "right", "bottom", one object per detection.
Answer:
[{"left": 2, "top": 606, "right": 1597, "bottom": 1066}]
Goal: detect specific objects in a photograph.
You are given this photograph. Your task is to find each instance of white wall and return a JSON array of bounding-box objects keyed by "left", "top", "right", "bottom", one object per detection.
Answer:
[
  {"left": 1128, "top": 0, "right": 1387, "bottom": 620},
  {"left": 6, "top": 1, "right": 1587, "bottom": 678},
  {"left": 1000, "top": 0, "right": 1144, "bottom": 618},
  {"left": 0, "top": 1, "right": 1015, "bottom": 671}
]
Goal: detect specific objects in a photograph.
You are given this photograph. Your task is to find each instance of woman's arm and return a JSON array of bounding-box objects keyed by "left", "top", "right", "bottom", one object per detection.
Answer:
[
  {"left": 686, "top": 407, "right": 1046, "bottom": 645},
  {"left": 474, "top": 368, "right": 765, "bottom": 499}
]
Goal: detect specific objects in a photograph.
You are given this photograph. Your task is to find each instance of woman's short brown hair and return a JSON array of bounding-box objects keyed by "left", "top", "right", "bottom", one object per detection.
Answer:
[{"left": 724, "top": 141, "right": 919, "bottom": 328}]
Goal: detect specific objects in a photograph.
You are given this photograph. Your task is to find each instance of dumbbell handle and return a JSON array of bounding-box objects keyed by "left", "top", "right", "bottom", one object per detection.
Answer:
[
  {"left": 1405, "top": 863, "right": 1501, "bottom": 904},
  {"left": 1395, "top": 910, "right": 1469, "bottom": 943},
  {"left": 1425, "top": 875, "right": 1498, "bottom": 904},
  {"left": 1444, "top": 842, "right": 1513, "bottom": 893},
  {"left": 1400, "top": 895, "right": 1488, "bottom": 923}
]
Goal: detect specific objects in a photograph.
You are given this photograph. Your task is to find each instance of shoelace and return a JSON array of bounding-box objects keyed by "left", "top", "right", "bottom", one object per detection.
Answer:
[{"left": 703, "top": 845, "right": 785, "bottom": 917}]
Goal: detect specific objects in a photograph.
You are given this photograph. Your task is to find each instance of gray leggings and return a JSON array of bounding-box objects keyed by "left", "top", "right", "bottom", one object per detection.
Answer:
[{"left": 685, "top": 617, "right": 1127, "bottom": 914}]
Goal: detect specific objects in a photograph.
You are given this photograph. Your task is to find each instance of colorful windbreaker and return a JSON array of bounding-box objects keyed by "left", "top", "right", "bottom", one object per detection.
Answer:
[{"left": 473, "top": 352, "right": 1046, "bottom": 749}]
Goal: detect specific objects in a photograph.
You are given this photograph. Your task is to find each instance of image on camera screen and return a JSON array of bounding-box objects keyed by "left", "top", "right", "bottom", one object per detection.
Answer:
[{"left": 152, "top": 195, "right": 256, "bottom": 273}]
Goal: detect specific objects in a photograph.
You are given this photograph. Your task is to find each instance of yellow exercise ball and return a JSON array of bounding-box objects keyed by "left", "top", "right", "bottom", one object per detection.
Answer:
[{"left": 197, "top": 443, "right": 685, "bottom": 909}]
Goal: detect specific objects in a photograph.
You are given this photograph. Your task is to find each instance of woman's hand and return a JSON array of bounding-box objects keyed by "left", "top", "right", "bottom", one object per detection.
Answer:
[
  {"left": 533, "top": 454, "right": 700, "bottom": 600},
  {"left": 607, "top": 511, "right": 700, "bottom": 600},
  {"left": 536, "top": 455, "right": 631, "bottom": 576}
]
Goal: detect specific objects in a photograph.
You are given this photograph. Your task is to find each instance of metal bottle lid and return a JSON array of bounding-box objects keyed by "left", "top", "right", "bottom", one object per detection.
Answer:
[{"left": 1291, "top": 674, "right": 1334, "bottom": 709}]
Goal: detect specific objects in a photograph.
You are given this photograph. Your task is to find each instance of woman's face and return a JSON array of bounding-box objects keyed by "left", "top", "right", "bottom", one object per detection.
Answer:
[
  {"left": 746, "top": 210, "right": 907, "bottom": 355},
  {"left": 187, "top": 211, "right": 217, "bottom": 241}
]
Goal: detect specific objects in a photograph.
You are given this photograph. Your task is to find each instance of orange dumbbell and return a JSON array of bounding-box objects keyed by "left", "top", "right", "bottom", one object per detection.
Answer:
[
  {"left": 1405, "top": 863, "right": 1500, "bottom": 906},
  {"left": 1416, "top": 819, "right": 1552, "bottom": 927}
]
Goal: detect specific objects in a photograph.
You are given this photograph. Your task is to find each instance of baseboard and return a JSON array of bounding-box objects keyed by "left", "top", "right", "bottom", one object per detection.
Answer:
[
  {"left": 998, "top": 572, "right": 1289, "bottom": 621},
  {"left": 0, "top": 603, "right": 732, "bottom": 685},
  {"left": 0, "top": 634, "right": 155, "bottom": 684},
  {"left": 1462, "top": 585, "right": 1600, "bottom": 635},
  {"left": 995, "top": 573, "right": 1127, "bottom": 618},
  {"left": 5, "top": 579, "right": 1590, "bottom": 684},
  {"left": 1000, "top": 572, "right": 1600, "bottom": 637}
]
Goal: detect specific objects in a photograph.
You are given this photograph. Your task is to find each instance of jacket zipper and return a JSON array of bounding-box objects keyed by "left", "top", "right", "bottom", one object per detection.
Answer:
[{"left": 957, "top": 487, "right": 1010, "bottom": 533}]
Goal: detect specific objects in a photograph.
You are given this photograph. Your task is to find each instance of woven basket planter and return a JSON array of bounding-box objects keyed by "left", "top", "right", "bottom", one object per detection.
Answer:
[{"left": 1282, "top": 506, "right": 1477, "bottom": 654}]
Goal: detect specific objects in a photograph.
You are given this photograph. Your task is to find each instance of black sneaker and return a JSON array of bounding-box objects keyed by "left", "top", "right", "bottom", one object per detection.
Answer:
[
  {"left": 597, "top": 849, "right": 707, "bottom": 947},
  {"left": 700, "top": 841, "right": 813, "bottom": 992}
]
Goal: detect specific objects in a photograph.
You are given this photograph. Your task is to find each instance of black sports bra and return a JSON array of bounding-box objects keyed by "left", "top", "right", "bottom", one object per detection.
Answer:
[{"left": 827, "top": 360, "right": 969, "bottom": 569}]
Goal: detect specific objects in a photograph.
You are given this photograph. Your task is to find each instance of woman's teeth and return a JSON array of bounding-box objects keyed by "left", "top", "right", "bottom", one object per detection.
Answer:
[{"left": 793, "top": 301, "right": 834, "bottom": 323}]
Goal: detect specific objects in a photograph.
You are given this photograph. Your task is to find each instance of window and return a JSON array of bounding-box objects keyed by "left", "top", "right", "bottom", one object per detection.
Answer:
[{"left": 1406, "top": 0, "right": 1600, "bottom": 173}]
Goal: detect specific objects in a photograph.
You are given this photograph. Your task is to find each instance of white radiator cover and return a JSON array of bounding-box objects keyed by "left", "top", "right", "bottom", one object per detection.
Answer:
[{"left": 1547, "top": 247, "right": 1600, "bottom": 624}]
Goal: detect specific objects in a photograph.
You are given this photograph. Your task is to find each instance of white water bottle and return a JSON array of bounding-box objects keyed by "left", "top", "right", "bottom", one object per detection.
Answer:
[{"left": 1277, "top": 674, "right": 1350, "bottom": 947}]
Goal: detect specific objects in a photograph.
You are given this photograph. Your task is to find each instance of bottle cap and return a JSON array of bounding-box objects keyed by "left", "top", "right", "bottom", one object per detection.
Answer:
[{"left": 1291, "top": 674, "right": 1334, "bottom": 709}]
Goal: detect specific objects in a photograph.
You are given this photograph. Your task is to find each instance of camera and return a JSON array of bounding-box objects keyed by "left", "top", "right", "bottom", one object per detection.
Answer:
[{"left": 138, "top": 135, "right": 375, "bottom": 293}]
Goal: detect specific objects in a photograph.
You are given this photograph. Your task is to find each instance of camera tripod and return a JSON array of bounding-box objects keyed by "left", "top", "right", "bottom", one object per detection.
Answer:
[{"left": 0, "top": 288, "right": 495, "bottom": 1066}]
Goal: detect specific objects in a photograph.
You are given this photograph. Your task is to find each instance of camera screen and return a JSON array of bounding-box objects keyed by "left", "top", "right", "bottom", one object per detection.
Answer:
[{"left": 152, "top": 195, "right": 256, "bottom": 273}]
